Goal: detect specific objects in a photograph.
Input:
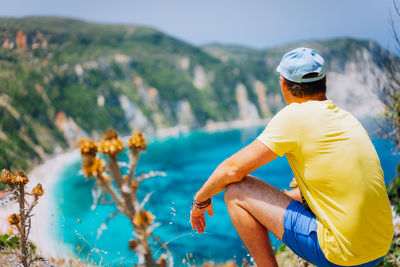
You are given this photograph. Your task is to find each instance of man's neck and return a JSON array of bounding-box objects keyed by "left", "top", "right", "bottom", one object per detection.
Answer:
[{"left": 286, "top": 94, "right": 327, "bottom": 105}]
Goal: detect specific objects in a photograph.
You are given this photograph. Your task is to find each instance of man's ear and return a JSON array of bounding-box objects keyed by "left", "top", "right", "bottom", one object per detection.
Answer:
[
  {"left": 280, "top": 77, "right": 291, "bottom": 104},
  {"left": 280, "top": 77, "right": 288, "bottom": 94}
]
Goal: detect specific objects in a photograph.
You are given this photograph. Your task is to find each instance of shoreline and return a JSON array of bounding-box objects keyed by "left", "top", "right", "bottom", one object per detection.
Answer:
[
  {"left": 0, "top": 149, "right": 81, "bottom": 259},
  {"left": 0, "top": 119, "right": 398, "bottom": 263},
  {"left": 28, "top": 148, "right": 81, "bottom": 258},
  {"left": 154, "top": 118, "right": 270, "bottom": 138},
  {"left": 0, "top": 119, "right": 269, "bottom": 259}
]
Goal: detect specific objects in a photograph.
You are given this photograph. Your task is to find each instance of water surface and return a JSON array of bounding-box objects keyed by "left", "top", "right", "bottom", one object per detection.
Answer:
[{"left": 55, "top": 126, "right": 400, "bottom": 266}]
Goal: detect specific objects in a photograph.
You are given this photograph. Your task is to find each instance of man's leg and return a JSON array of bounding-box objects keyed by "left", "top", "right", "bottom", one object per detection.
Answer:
[
  {"left": 285, "top": 187, "right": 302, "bottom": 203},
  {"left": 224, "top": 175, "right": 297, "bottom": 267}
]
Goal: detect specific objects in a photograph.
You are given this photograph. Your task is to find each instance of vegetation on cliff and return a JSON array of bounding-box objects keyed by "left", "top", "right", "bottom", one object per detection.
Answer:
[{"left": 0, "top": 17, "right": 390, "bottom": 175}]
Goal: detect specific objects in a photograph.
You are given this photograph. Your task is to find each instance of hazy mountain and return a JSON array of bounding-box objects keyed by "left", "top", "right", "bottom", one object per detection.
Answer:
[
  {"left": 0, "top": 17, "right": 390, "bottom": 170},
  {"left": 202, "top": 39, "right": 387, "bottom": 117}
]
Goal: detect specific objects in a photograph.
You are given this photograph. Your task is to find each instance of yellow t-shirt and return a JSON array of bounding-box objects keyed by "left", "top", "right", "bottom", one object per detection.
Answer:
[{"left": 257, "top": 100, "right": 394, "bottom": 266}]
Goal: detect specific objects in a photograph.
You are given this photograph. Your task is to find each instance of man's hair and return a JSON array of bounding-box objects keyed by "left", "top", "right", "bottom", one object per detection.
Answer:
[{"left": 283, "top": 73, "right": 326, "bottom": 98}]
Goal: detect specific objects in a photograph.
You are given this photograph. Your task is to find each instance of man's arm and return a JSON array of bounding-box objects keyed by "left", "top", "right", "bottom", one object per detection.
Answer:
[
  {"left": 194, "top": 139, "right": 278, "bottom": 202},
  {"left": 190, "top": 139, "right": 278, "bottom": 233}
]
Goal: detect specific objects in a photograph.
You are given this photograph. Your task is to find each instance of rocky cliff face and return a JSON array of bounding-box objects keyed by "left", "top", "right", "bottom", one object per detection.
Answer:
[
  {"left": 54, "top": 111, "right": 87, "bottom": 146},
  {"left": 203, "top": 39, "right": 387, "bottom": 119},
  {"left": 235, "top": 83, "right": 260, "bottom": 120},
  {"left": 326, "top": 46, "right": 384, "bottom": 117}
]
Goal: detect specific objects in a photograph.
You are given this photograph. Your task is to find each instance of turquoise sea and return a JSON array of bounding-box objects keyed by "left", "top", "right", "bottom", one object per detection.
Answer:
[{"left": 54, "top": 126, "right": 400, "bottom": 266}]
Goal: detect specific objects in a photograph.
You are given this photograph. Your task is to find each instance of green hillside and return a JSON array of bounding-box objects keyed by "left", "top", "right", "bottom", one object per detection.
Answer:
[{"left": 0, "top": 16, "right": 389, "bottom": 171}]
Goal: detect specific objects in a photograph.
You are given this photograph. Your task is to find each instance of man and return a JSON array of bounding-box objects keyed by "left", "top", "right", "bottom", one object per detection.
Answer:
[{"left": 190, "top": 48, "right": 394, "bottom": 267}]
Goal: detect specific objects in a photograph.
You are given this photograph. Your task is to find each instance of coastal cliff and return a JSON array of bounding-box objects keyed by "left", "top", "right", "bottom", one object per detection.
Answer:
[{"left": 0, "top": 17, "right": 390, "bottom": 171}]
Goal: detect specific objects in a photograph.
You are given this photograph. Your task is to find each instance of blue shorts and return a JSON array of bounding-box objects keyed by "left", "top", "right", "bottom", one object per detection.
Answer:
[{"left": 282, "top": 200, "right": 383, "bottom": 267}]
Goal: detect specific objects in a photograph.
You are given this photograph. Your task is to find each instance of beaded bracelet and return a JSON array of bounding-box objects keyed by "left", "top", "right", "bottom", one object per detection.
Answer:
[{"left": 192, "top": 198, "right": 211, "bottom": 209}]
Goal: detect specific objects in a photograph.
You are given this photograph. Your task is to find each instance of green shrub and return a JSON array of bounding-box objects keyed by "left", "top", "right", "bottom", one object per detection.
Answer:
[
  {"left": 0, "top": 234, "right": 36, "bottom": 252},
  {"left": 0, "top": 182, "right": 6, "bottom": 191}
]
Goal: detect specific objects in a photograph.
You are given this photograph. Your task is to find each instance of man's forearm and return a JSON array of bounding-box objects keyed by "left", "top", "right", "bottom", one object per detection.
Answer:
[
  {"left": 194, "top": 139, "right": 278, "bottom": 202},
  {"left": 194, "top": 159, "right": 243, "bottom": 202}
]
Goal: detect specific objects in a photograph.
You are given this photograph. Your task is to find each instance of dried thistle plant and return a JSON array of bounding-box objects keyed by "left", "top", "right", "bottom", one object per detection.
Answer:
[
  {"left": 0, "top": 169, "right": 47, "bottom": 267},
  {"left": 78, "top": 129, "right": 170, "bottom": 267},
  {"left": 196, "top": 258, "right": 252, "bottom": 267}
]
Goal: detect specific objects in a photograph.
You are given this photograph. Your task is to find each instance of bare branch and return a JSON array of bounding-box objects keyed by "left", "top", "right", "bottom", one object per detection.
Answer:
[
  {"left": 28, "top": 256, "right": 50, "bottom": 267},
  {"left": 79, "top": 131, "right": 169, "bottom": 267},
  {"left": 394, "top": 0, "right": 400, "bottom": 17},
  {"left": 128, "top": 150, "right": 140, "bottom": 181},
  {"left": 139, "top": 192, "right": 154, "bottom": 210},
  {"left": 90, "top": 186, "right": 103, "bottom": 211},
  {"left": 25, "top": 216, "right": 32, "bottom": 242},
  {"left": 97, "top": 173, "right": 127, "bottom": 215},
  {"left": 97, "top": 209, "right": 121, "bottom": 239},
  {"left": 107, "top": 154, "right": 138, "bottom": 216},
  {"left": 150, "top": 234, "right": 174, "bottom": 267},
  {"left": 390, "top": 13, "right": 400, "bottom": 48},
  {"left": 377, "top": 6, "right": 400, "bottom": 149},
  {"left": 107, "top": 155, "right": 124, "bottom": 189},
  {"left": 17, "top": 184, "right": 28, "bottom": 267},
  {"left": 24, "top": 198, "right": 38, "bottom": 219},
  {"left": 0, "top": 249, "right": 23, "bottom": 256},
  {"left": 137, "top": 171, "right": 167, "bottom": 183}
]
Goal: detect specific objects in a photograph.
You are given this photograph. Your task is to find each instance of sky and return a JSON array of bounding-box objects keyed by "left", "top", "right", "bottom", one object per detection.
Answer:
[{"left": 0, "top": 0, "right": 398, "bottom": 51}]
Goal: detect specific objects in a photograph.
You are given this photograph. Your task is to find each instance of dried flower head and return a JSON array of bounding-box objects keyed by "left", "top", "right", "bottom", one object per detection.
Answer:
[
  {"left": 8, "top": 213, "right": 20, "bottom": 225},
  {"left": 82, "top": 158, "right": 105, "bottom": 178},
  {"left": 129, "top": 239, "right": 138, "bottom": 251},
  {"left": 131, "top": 179, "right": 139, "bottom": 191},
  {"left": 12, "top": 171, "right": 29, "bottom": 185},
  {"left": 133, "top": 210, "right": 153, "bottom": 226},
  {"left": 102, "top": 129, "right": 118, "bottom": 140},
  {"left": 100, "top": 139, "right": 124, "bottom": 156},
  {"left": 156, "top": 256, "right": 167, "bottom": 267},
  {"left": 220, "top": 261, "right": 237, "bottom": 267},
  {"left": 32, "top": 183, "right": 44, "bottom": 197},
  {"left": 1, "top": 169, "right": 13, "bottom": 185},
  {"left": 128, "top": 129, "right": 147, "bottom": 151},
  {"left": 98, "top": 130, "right": 124, "bottom": 156},
  {"left": 79, "top": 138, "right": 98, "bottom": 157}
]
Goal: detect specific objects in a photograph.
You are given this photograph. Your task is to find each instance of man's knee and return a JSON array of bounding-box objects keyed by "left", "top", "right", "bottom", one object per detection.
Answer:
[
  {"left": 224, "top": 182, "right": 239, "bottom": 204},
  {"left": 224, "top": 176, "right": 253, "bottom": 204}
]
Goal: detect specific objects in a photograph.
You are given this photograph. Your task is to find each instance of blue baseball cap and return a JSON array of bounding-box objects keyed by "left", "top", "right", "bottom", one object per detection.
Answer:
[{"left": 276, "top": 47, "right": 325, "bottom": 83}]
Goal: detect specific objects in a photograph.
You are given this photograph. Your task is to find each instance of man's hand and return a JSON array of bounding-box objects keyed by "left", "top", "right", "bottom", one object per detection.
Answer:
[{"left": 190, "top": 202, "right": 214, "bottom": 233}]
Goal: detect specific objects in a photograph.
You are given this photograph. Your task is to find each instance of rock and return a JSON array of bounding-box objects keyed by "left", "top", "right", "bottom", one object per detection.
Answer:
[
  {"left": 0, "top": 94, "right": 20, "bottom": 119},
  {"left": 235, "top": 83, "right": 260, "bottom": 120},
  {"left": 193, "top": 65, "right": 207, "bottom": 89},
  {"left": 54, "top": 111, "right": 87, "bottom": 146},
  {"left": 176, "top": 100, "right": 195, "bottom": 126},
  {"left": 113, "top": 54, "right": 131, "bottom": 64},
  {"left": 2, "top": 39, "right": 14, "bottom": 49},
  {"left": 74, "top": 64, "right": 84, "bottom": 77},
  {"left": 254, "top": 80, "right": 271, "bottom": 117},
  {"left": 34, "top": 84, "right": 51, "bottom": 104},
  {"left": 119, "top": 95, "right": 149, "bottom": 130},
  {"left": 15, "top": 30, "right": 27, "bottom": 49},
  {"left": 326, "top": 48, "right": 384, "bottom": 117},
  {"left": 97, "top": 94, "right": 105, "bottom": 107},
  {"left": 179, "top": 56, "right": 190, "bottom": 71}
]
